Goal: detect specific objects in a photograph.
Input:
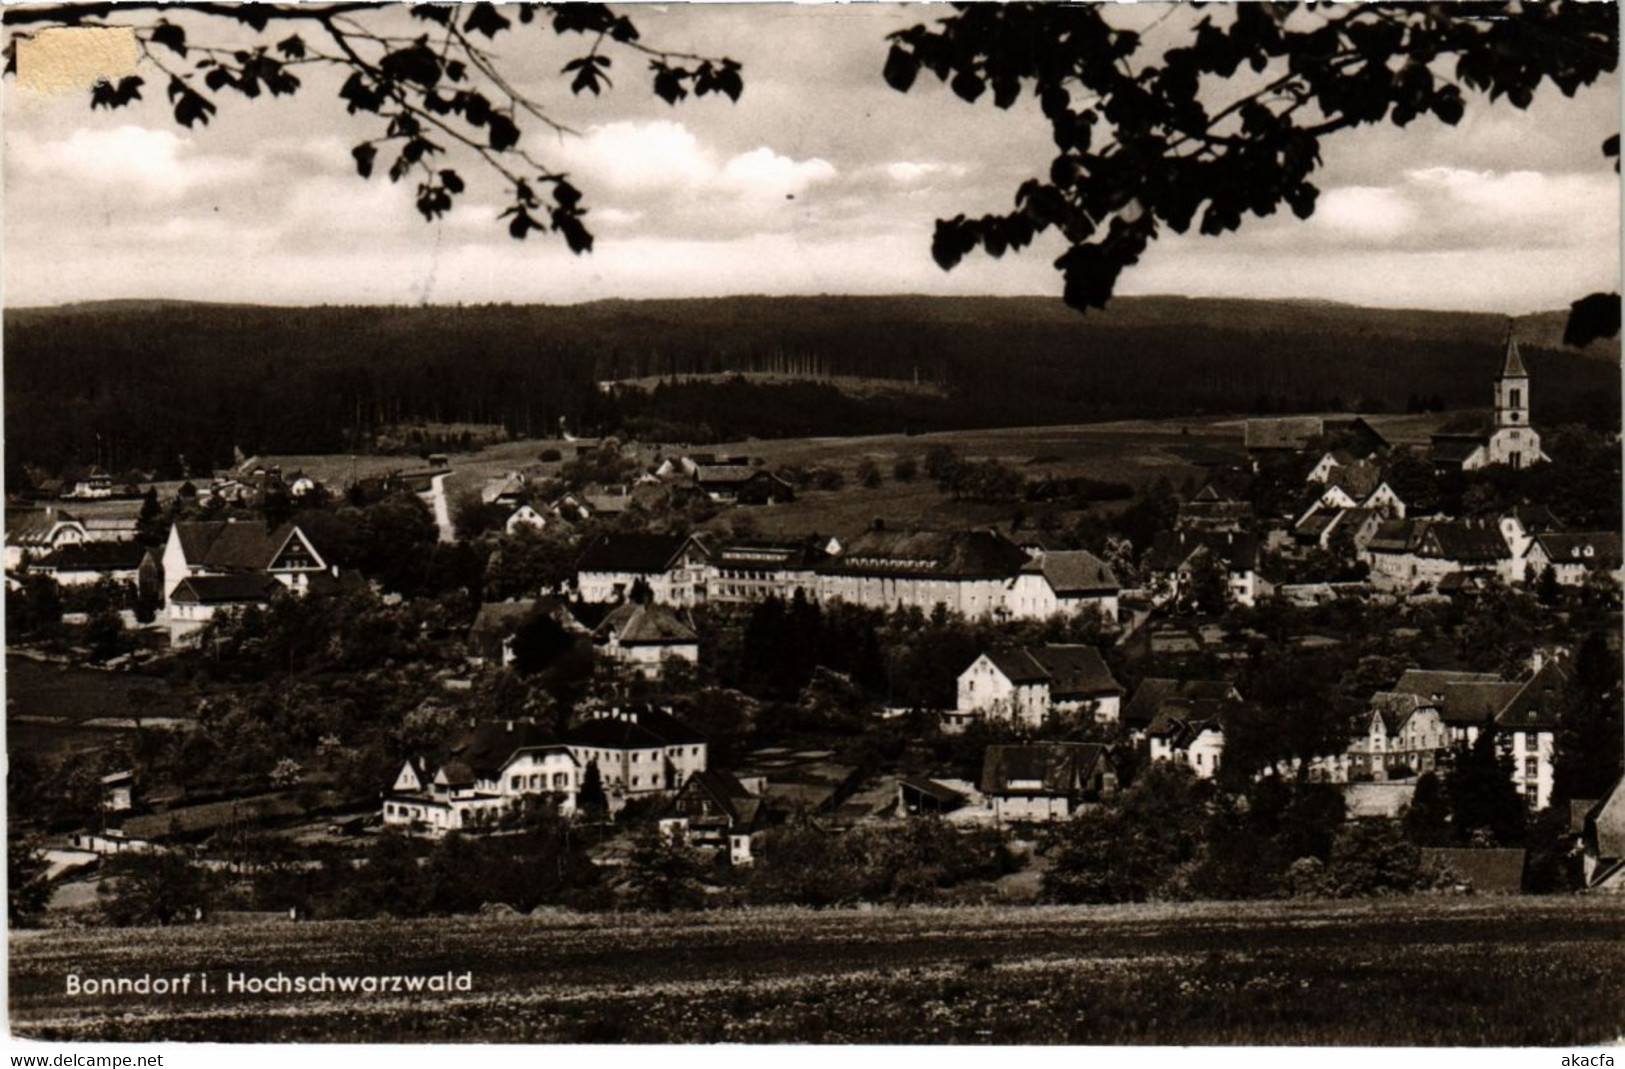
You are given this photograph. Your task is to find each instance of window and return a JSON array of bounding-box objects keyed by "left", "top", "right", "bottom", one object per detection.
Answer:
[
  {"left": 1510, "top": 388, "right": 1522, "bottom": 409},
  {"left": 510, "top": 776, "right": 522, "bottom": 790},
  {"left": 1524, "top": 757, "right": 1539, "bottom": 778}
]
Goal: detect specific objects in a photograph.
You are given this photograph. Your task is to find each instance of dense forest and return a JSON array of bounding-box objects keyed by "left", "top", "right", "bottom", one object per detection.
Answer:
[{"left": 5, "top": 296, "right": 1618, "bottom": 478}]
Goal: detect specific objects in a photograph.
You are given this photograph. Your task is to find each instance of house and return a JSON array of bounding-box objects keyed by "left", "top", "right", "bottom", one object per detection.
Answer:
[
  {"left": 1345, "top": 691, "right": 1451, "bottom": 781},
  {"left": 33, "top": 541, "right": 148, "bottom": 587},
  {"left": 661, "top": 769, "right": 765, "bottom": 865},
  {"left": 65, "top": 467, "right": 115, "bottom": 500},
  {"left": 1306, "top": 449, "right": 1357, "bottom": 484},
  {"left": 1146, "top": 699, "right": 1228, "bottom": 778},
  {"left": 980, "top": 742, "right": 1116, "bottom": 823},
  {"left": 5, "top": 507, "right": 87, "bottom": 570},
  {"left": 693, "top": 465, "right": 794, "bottom": 505},
  {"left": 564, "top": 706, "right": 708, "bottom": 804},
  {"left": 161, "top": 520, "right": 336, "bottom": 645},
  {"left": 1581, "top": 777, "right": 1625, "bottom": 891},
  {"left": 1005, "top": 548, "right": 1120, "bottom": 622},
  {"left": 708, "top": 539, "right": 828, "bottom": 604},
  {"left": 1145, "top": 529, "right": 1264, "bottom": 607},
  {"left": 955, "top": 645, "right": 1123, "bottom": 730},
  {"left": 816, "top": 528, "right": 1028, "bottom": 618},
  {"left": 592, "top": 601, "right": 700, "bottom": 679},
  {"left": 1524, "top": 532, "right": 1623, "bottom": 588},
  {"left": 503, "top": 504, "right": 551, "bottom": 535},
  {"left": 167, "top": 574, "right": 282, "bottom": 645},
  {"left": 896, "top": 776, "right": 972, "bottom": 816},
  {"left": 480, "top": 472, "right": 529, "bottom": 507},
  {"left": 71, "top": 500, "right": 146, "bottom": 543},
  {"left": 1245, "top": 416, "right": 1388, "bottom": 462},
  {"left": 101, "top": 770, "right": 134, "bottom": 813},
  {"left": 1175, "top": 483, "right": 1253, "bottom": 532},
  {"left": 1429, "top": 332, "right": 1549, "bottom": 471},
  {"left": 575, "top": 532, "right": 711, "bottom": 607},
  {"left": 1122, "top": 678, "right": 1241, "bottom": 739},
  {"left": 467, "top": 598, "right": 542, "bottom": 667},
  {"left": 1364, "top": 518, "right": 1514, "bottom": 591},
  {"left": 383, "top": 719, "right": 580, "bottom": 837}
]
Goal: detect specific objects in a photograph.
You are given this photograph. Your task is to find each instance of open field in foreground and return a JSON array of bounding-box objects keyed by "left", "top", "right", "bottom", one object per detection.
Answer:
[{"left": 11, "top": 897, "right": 1624, "bottom": 1044}]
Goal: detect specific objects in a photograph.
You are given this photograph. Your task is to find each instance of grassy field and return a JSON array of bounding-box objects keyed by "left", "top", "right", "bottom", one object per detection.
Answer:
[
  {"left": 5, "top": 656, "right": 195, "bottom": 761},
  {"left": 11, "top": 897, "right": 1624, "bottom": 1044}
]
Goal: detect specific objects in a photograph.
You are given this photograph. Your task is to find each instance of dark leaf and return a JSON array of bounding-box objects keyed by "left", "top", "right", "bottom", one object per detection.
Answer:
[
  {"left": 487, "top": 113, "right": 520, "bottom": 151},
  {"left": 508, "top": 207, "right": 542, "bottom": 240},
  {"left": 440, "top": 169, "right": 465, "bottom": 194},
  {"left": 276, "top": 34, "right": 306, "bottom": 60},
  {"left": 410, "top": 3, "right": 452, "bottom": 25},
  {"left": 379, "top": 44, "right": 441, "bottom": 89},
  {"left": 465, "top": 2, "right": 512, "bottom": 40},
  {"left": 352, "top": 143, "right": 377, "bottom": 179},
  {"left": 882, "top": 44, "right": 919, "bottom": 93},
  {"left": 552, "top": 210, "right": 594, "bottom": 253},
  {"left": 151, "top": 21, "right": 187, "bottom": 58},
  {"left": 652, "top": 65, "right": 686, "bottom": 105},
  {"left": 951, "top": 70, "right": 984, "bottom": 104}
]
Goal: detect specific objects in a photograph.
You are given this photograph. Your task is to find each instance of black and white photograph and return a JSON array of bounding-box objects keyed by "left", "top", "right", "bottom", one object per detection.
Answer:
[{"left": 3, "top": 0, "right": 1624, "bottom": 1050}]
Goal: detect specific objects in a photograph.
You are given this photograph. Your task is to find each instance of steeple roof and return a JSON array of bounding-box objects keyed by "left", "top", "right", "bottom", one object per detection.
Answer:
[{"left": 1501, "top": 331, "right": 1528, "bottom": 379}]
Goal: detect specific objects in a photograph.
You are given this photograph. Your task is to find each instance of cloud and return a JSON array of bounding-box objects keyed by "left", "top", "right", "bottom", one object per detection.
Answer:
[
  {"left": 9, "top": 124, "right": 257, "bottom": 200},
  {"left": 1313, "top": 185, "right": 1418, "bottom": 242},
  {"left": 720, "top": 147, "right": 836, "bottom": 198}
]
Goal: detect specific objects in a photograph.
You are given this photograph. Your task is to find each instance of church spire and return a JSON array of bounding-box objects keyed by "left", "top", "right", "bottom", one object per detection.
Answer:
[{"left": 1501, "top": 323, "right": 1528, "bottom": 379}]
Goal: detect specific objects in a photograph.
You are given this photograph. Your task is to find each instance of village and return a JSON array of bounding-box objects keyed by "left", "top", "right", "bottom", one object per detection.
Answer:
[{"left": 6, "top": 331, "right": 1624, "bottom": 923}]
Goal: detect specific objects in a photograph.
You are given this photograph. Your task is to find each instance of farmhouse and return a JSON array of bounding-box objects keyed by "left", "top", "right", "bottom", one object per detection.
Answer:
[
  {"left": 1005, "top": 548, "right": 1120, "bottom": 621},
  {"left": 661, "top": 769, "right": 765, "bottom": 865},
  {"left": 33, "top": 541, "right": 150, "bottom": 587},
  {"left": 575, "top": 532, "right": 711, "bottom": 607},
  {"left": 1122, "top": 678, "right": 1241, "bottom": 738},
  {"left": 980, "top": 742, "right": 1116, "bottom": 823},
  {"left": 1244, "top": 416, "right": 1388, "bottom": 462},
  {"left": 1145, "top": 529, "right": 1264, "bottom": 607},
  {"left": 564, "top": 706, "right": 708, "bottom": 804},
  {"left": 1429, "top": 333, "right": 1549, "bottom": 472},
  {"left": 955, "top": 644, "right": 1122, "bottom": 730},
  {"left": 5, "top": 506, "right": 87, "bottom": 570},
  {"left": 1176, "top": 483, "right": 1253, "bottom": 533},
  {"left": 1146, "top": 699, "right": 1228, "bottom": 778},
  {"left": 1524, "top": 532, "right": 1624, "bottom": 587},
  {"left": 692, "top": 465, "right": 794, "bottom": 505},
  {"left": 592, "top": 601, "right": 700, "bottom": 679},
  {"left": 383, "top": 719, "right": 580, "bottom": 837},
  {"left": 1346, "top": 691, "right": 1451, "bottom": 781},
  {"left": 1364, "top": 519, "right": 1515, "bottom": 591}
]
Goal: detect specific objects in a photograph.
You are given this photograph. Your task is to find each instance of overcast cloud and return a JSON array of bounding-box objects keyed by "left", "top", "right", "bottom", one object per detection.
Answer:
[{"left": 3, "top": 3, "right": 1618, "bottom": 311}]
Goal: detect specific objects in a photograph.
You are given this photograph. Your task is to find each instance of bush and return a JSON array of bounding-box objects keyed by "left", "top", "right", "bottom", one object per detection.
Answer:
[{"left": 892, "top": 457, "right": 918, "bottom": 482}]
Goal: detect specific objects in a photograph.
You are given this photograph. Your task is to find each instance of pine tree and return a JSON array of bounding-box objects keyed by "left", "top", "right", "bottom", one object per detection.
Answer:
[
  {"left": 1445, "top": 731, "right": 1526, "bottom": 846},
  {"left": 1402, "top": 771, "right": 1452, "bottom": 846}
]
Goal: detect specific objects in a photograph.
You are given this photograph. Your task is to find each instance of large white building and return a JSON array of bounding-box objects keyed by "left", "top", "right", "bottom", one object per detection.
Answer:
[
  {"left": 1429, "top": 333, "right": 1550, "bottom": 472},
  {"left": 955, "top": 645, "right": 1122, "bottom": 730}
]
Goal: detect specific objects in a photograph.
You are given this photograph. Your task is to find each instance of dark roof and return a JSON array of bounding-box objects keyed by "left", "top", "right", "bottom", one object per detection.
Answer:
[
  {"left": 468, "top": 599, "right": 539, "bottom": 642},
  {"left": 1439, "top": 681, "right": 1523, "bottom": 725},
  {"left": 980, "top": 645, "right": 1122, "bottom": 699},
  {"left": 1422, "top": 522, "right": 1510, "bottom": 562},
  {"left": 1026, "top": 549, "right": 1118, "bottom": 595},
  {"left": 1494, "top": 661, "right": 1570, "bottom": 732},
  {"left": 169, "top": 574, "right": 279, "bottom": 605},
  {"left": 1327, "top": 459, "right": 1382, "bottom": 500},
  {"left": 1146, "top": 529, "right": 1260, "bottom": 572},
  {"left": 1501, "top": 335, "right": 1528, "bottom": 379},
  {"left": 1534, "top": 532, "right": 1623, "bottom": 570},
  {"left": 1431, "top": 412, "right": 1494, "bottom": 440},
  {"left": 173, "top": 521, "right": 314, "bottom": 571},
  {"left": 898, "top": 776, "right": 968, "bottom": 807},
  {"left": 565, "top": 707, "right": 705, "bottom": 750},
  {"left": 714, "top": 539, "right": 828, "bottom": 571},
  {"left": 576, "top": 532, "right": 701, "bottom": 574},
  {"left": 38, "top": 541, "right": 148, "bottom": 570},
  {"left": 447, "top": 720, "right": 565, "bottom": 780},
  {"left": 1420, "top": 848, "right": 1525, "bottom": 894},
  {"left": 979, "top": 742, "right": 1109, "bottom": 797},
  {"left": 822, "top": 529, "right": 1029, "bottom": 579},
  {"left": 1123, "top": 678, "right": 1237, "bottom": 729},
  {"left": 674, "top": 769, "right": 762, "bottom": 828},
  {"left": 6, "top": 507, "right": 84, "bottom": 545},
  {"left": 1145, "top": 698, "right": 1231, "bottom": 744},
  {"left": 1365, "top": 518, "right": 1430, "bottom": 553},
  {"left": 594, "top": 602, "right": 698, "bottom": 645},
  {"left": 1507, "top": 505, "right": 1562, "bottom": 533},
  {"left": 1587, "top": 778, "right": 1625, "bottom": 863},
  {"left": 1392, "top": 669, "right": 1502, "bottom": 702}
]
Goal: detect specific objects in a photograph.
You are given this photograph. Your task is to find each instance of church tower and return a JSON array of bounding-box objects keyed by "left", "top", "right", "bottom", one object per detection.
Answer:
[{"left": 1494, "top": 327, "right": 1529, "bottom": 430}]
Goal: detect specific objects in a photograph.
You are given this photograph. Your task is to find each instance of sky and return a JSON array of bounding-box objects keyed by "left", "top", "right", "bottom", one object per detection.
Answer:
[{"left": 3, "top": 2, "right": 1620, "bottom": 311}]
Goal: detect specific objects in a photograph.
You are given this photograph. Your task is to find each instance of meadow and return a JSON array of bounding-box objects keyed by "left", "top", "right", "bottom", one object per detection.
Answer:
[{"left": 11, "top": 897, "right": 1624, "bottom": 1044}]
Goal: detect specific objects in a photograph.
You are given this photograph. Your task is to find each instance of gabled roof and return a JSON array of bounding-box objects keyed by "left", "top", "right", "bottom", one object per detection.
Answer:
[
  {"left": 1507, "top": 504, "right": 1562, "bottom": 533},
  {"left": 1122, "top": 678, "right": 1238, "bottom": 729},
  {"left": 169, "top": 574, "right": 280, "bottom": 605},
  {"left": 576, "top": 532, "right": 703, "bottom": 574},
  {"left": 446, "top": 720, "right": 567, "bottom": 781},
  {"left": 1365, "top": 518, "right": 1431, "bottom": 554},
  {"left": 173, "top": 521, "right": 321, "bottom": 572},
  {"left": 1501, "top": 334, "right": 1528, "bottom": 379},
  {"left": 978, "top": 644, "right": 1122, "bottom": 699},
  {"left": 1145, "top": 698, "right": 1231, "bottom": 745},
  {"left": 1533, "top": 532, "right": 1623, "bottom": 570},
  {"left": 1494, "top": 661, "right": 1570, "bottom": 732},
  {"left": 1369, "top": 691, "right": 1426, "bottom": 735},
  {"left": 1438, "top": 681, "right": 1523, "bottom": 726},
  {"left": 1392, "top": 669, "right": 1502, "bottom": 703},
  {"left": 5, "top": 507, "right": 84, "bottom": 545},
  {"left": 1025, "top": 549, "right": 1119, "bottom": 595},
  {"left": 468, "top": 599, "right": 539, "bottom": 643},
  {"left": 1327, "top": 459, "right": 1382, "bottom": 501},
  {"left": 1145, "top": 529, "right": 1260, "bottom": 572},
  {"left": 822, "top": 529, "right": 1029, "bottom": 579},
  {"left": 1586, "top": 777, "right": 1625, "bottom": 865},
  {"left": 979, "top": 742, "right": 1110, "bottom": 797},
  {"left": 565, "top": 707, "right": 706, "bottom": 750},
  {"left": 1422, "top": 522, "right": 1510, "bottom": 562},
  {"left": 694, "top": 465, "right": 779, "bottom": 485},
  {"left": 898, "top": 776, "right": 968, "bottom": 808},
  {"left": 594, "top": 601, "right": 698, "bottom": 645}
]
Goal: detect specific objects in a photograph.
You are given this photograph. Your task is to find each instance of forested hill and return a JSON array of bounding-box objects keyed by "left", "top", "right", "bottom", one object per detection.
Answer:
[{"left": 6, "top": 295, "right": 1618, "bottom": 477}]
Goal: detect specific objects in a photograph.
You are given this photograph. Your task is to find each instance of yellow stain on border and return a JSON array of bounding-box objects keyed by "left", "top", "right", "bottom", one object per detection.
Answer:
[{"left": 16, "top": 26, "right": 140, "bottom": 95}]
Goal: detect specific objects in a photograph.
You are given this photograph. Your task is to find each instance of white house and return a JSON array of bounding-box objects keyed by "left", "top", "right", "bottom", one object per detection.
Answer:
[
  {"left": 503, "top": 504, "right": 550, "bottom": 535},
  {"left": 592, "top": 601, "right": 700, "bottom": 680},
  {"left": 575, "top": 532, "right": 711, "bottom": 607},
  {"left": 955, "top": 644, "right": 1122, "bottom": 730},
  {"left": 1524, "top": 532, "right": 1623, "bottom": 588},
  {"left": 979, "top": 742, "right": 1116, "bottom": 823},
  {"left": 1145, "top": 529, "right": 1263, "bottom": 607},
  {"left": 5, "top": 507, "right": 87, "bottom": 570},
  {"left": 1004, "top": 549, "right": 1120, "bottom": 622},
  {"left": 815, "top": 528, "right": 1024, "bottom": 618},
  {"left": 564, "top": 706, "right": 708, "bottom": 804},
  {"left": 383, "top": 720, "right": 580, "bottom": 837},
  {"left": 1146, "top": 699, "right": 1229, "bottom": 778}
]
